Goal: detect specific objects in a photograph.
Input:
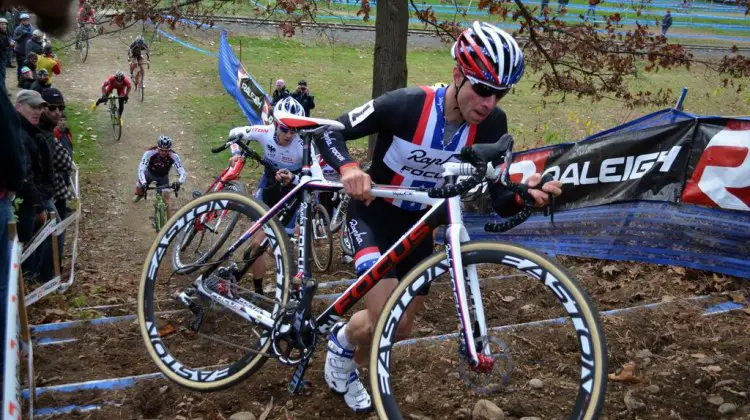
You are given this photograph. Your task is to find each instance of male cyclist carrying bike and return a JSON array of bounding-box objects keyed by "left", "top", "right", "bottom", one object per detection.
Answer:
[
  {"left": 227, "top": 97, "right": 306, "bottom": 295},
  {"left": 89, "top": 70, "right": 131, "bottom": 124},
  {"left": 128, "top": 35, "right": 149, "bottom": 82},
  {"left": 133, "top": 135, "right": 186, "bottom": 219},
  {"left": 314, "top": 21, "right": 564, "bottom": 412}
]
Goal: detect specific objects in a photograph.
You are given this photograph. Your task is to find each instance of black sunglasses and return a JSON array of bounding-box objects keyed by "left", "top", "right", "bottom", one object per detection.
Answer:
[
  {"left": 48, "top": 104, "right": 66, "bottom": 112},
  {"left": 469, "top": 81, "right": 510, "bottom": 100}
]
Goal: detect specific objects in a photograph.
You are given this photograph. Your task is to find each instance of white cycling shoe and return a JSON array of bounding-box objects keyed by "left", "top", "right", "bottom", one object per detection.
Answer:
[{"left": 324, "top": 323, "right": 373, "bottom": 413}]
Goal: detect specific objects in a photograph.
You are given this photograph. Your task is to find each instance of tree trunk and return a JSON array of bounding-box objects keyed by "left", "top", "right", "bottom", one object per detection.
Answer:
[{"left": 367, "top": 0, "right": 409, "bottom": 159}]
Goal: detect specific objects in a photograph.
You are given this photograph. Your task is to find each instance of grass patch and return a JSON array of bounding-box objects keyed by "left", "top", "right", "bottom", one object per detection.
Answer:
[
  {"left": 67, "top": 102, "right": 104, "bottom": 173},
  {"left": 149, "top": 28, "right": 750, "bottom": 161}
]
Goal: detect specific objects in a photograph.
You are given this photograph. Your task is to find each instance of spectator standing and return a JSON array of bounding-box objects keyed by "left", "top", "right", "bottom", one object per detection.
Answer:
[
  {"left": 662, "top": 10, "right": 673, "bottom": 36},
  {"left": 0, "top": 17, "right": 10, "bottom": 80},
  {"left": 36, "top": 44, "right": 60, "bottom": 78},
  {"left": 290, "top": 79, "right": 315, "bottom": 117},
  {"left": 557, "top": 0, "right": 569, "bottom": 12},
  {"left": 271, "top": 79, "right": 289, "bottom": 105},
  {"left": 540, "top": 0, "right": 550, "bottom": 15},
  {"left": 19, "top": 65, "right": 34, "bottom": 88},
  {"left": 30, "top": 67, "right": 50, "bottom": 92},
  {"left": 584, "top": 0, "right": 601, "bottom": 21},
  {"left": 14, "top": 89, "right": 54, "bottom": 282},
  {"left": 12, "top": 12, "right": 32, "bottom": 82},
  {"left": 24, "top": 28, "right": 43, "bottom": 55},
  {"left": 39, "top": 88, "right": 73, "bottom": 260},
  {"left": 54, "top": 113, "right": 73, "bottom": 154}
]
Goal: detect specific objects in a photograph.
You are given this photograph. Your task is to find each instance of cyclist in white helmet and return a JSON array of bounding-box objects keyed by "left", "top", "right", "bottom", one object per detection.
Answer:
[
  {"left": 314, "top": 21, "right": 563, "bottom": 413},
  {"left": 226, "top": 96, "right": 306, "bottom": 295}
]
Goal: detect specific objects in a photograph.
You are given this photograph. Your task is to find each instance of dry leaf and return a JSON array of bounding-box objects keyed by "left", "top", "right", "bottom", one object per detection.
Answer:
[
  {"left": 608, "top": 361, "right": 641, "bottom": 384},
  {"left": 158, "top": 324, "right": 177, "bottom": 338},
  {"left": 669, "top": 266, "right": 686, "bottom": 276},
  {"left": 700, "top": 365, "right": 722, "bottom": 373},
  {"left": 602, "top": 264, "right": 620, "bottom": 276}
]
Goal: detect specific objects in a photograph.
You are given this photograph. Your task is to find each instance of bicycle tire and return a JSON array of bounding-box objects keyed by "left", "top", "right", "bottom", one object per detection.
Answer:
[
  {"left": 154, "top": 196, "right": 167, "bottom": 232},
  {"left": 339, "top": 224, "right": 354, "bottom": 258},
  {"left": 80, "top": 33, "right": 89, "bottom": 63},
  {"left": 138, "top": 191, "right": 293, "bottom": 391},
  {"left": 171, "top": 181, "right": 246, "bottom": 274},
  {"left": 329, "top": 194, "right": 349, "bottom": 233},
  {"left": 310, "top": 203, "right": 333, "bottom": 272},
  {"left": 370, "top": 241, "right": 607, "bottom": 420}
]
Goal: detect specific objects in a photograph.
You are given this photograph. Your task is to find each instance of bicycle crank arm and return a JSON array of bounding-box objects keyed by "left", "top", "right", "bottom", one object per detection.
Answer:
[{"left": 288, "top": 356, "right": 312, "bottom": 395}]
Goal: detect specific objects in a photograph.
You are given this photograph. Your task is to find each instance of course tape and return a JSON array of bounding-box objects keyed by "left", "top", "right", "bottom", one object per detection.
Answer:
[
  {"left": 25, "top": 295, "right": 746, "bottom": 406},
  {"left": 156, "top": 28, "right": 217, "bottom": 57}
]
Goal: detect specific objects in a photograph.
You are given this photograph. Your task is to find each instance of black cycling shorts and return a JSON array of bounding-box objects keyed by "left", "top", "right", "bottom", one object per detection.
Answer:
[{"left": 346, "top": 198, "right": 433, "bottom": 295}]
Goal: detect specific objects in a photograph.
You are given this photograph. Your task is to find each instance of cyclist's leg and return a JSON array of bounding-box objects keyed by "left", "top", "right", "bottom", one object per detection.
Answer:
[
  {"left": 117, "top": 94, "right": 125, "bottom": 117},
  {"left": 249, "top": 175, "right": 271, "bottom": 294},
  {"left": 95, "top": 86, "right": 110, "bottom": 107}
]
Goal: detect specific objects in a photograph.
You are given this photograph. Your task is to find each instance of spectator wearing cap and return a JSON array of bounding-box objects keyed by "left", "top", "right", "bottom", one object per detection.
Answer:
[
  {"left": 36, "top": 43, "right": 60, "bottom": 78},
  {"left": 15, "top": 89, "right": 55, "bottom": 282},
  {"left": 12, "top": 12, "right": 32, "bottom": 81},
  {"left": 25, "top": 28, "right": 43, "bottom": 55},
  {"left": 20, "top": 65, "right": 34, "bottom": 88},
  {"left": 40, "top": 87, "right": 74, "bottom": 260},
  {"left": 291, "top": 79, "right": 315, "bottom": 117},
  {"left": 30, "top": 67, "right": 50, "bottom": 92},
  {"left": 272, "top": 79, "right": 290, "bottom": 105}
]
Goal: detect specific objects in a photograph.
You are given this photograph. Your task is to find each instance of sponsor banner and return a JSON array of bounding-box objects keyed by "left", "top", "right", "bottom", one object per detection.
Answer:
[
  {"left": 494, "top": 111, "right": 750, "bottom": 212},
  {"left": 682, "top": 119, "right": 750, "bottom": 211},
  {"left": 218, "top": 31, "right": 272, "bottom": 125}
]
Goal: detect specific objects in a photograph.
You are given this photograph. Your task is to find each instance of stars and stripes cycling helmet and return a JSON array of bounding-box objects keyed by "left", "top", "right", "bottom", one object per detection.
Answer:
[
  {"left": 114, "top": 71, "right": 125, "bottom": 81},
  {"left": 452, "top": 21, "right": 525, "bottom": 90}
]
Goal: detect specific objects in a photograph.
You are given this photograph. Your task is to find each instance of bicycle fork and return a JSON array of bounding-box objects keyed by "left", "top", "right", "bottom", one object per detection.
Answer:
[{"left": 444, "top": 198, "right": 491, "bottom": 371}]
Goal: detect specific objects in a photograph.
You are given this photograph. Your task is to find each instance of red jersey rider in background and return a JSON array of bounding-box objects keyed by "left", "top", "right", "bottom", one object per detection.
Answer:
[
  {"left": 77, "top": 0, "right": 96, "bottom": 25},
  {"left": 90, "top": 71, "right": 131, "bottom": 122}
]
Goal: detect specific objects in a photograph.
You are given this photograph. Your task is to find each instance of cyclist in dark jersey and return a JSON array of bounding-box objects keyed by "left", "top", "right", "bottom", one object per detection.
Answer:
[
  {"left": 315, "top": 21, "right": 563, "bottom": 412},
  {"left": 128, "top": 35, "right": 149, "bottom": 81},
  {"left": 132, "top": 135, "right": 186, "bottom": 218}
]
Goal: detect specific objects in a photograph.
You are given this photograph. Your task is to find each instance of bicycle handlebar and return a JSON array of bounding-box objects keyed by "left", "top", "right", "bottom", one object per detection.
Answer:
[
  {"left": 426, "top": 133, "right": 556, "bottom": 233},
  {"left": 143, "top": 182, "right": 180, "bottom": 199}
]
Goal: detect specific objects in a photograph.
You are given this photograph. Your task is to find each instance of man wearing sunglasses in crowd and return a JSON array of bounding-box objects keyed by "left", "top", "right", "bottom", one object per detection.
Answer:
[
  {"left": 314, "top": 21, "right": 564, "bottom": 413},
  {"left": 226, "top": 96, "right": 307, "bottom": 296}
]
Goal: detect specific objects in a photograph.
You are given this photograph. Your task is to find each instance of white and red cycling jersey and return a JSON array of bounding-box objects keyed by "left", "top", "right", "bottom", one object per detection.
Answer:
[
  {"left": 229, "top": 124, "right": 304, "bottom": 177},
  {"left": 77, "top": 6, "right": 96, "bottom": 24},
  {"left": 316, "top": 86, "right": 515, "bottom": 212}
]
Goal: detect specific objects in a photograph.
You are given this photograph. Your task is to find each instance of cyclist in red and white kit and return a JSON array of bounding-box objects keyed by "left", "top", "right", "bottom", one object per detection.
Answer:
[
  {"left": 89, "top": 71, "right": 131, "bottom": 123},
  {"left": 132, "top": 135, "right": 187, "bottom": 219},
  {"left": 226, "top": 97, "right": 306, "bottom": 295},
  {"left": 314, "top": 22, "right": 564, "bottom": 412}
]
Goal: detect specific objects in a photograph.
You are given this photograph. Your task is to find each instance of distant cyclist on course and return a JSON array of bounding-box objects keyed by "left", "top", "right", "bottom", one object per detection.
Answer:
[
  {"left": 90, "top": 70, "right": 131, "bottom": 123},
  {"left": 132, "top": 135, "right": 187, "bottom": 219},
  {"left": 128, "top": 35, "right": 149, "bottom": 82}
]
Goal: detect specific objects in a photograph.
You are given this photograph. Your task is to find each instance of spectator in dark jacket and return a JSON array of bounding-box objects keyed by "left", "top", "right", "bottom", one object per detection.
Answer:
[
  {"left": 30, "top": 67, "right": 50, "bottom": 92},
  {"left": 662, "top": 10, "right": 673, "bottom": 35},
  {"left": 24, "top": 28, "right": 42, "bottom": 55},
  {"left": 40, "top": 88, "right": 73, "bottom": 261},
  {"left": 290, "top": 79, "right": 315, "bottom": 117},
  {"left": 15, "top": 89, "right": 55, "bottom": 282},
  {"left": 0, "top": 17, "right": 11, "bottom": 79},
  {"left": 12, "top": 12, "right": 32, "bottom": 81},
  {"left": 272, "top": 79, "right": 289, "bottom": 105}
]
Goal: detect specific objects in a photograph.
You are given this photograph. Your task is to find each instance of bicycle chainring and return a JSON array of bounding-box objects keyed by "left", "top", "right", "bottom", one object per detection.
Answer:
[
  {"left": 270, "top": 303, "right": 317, "bottom": 366},
  {"left": 457, "top": 335, "right": 514, "bottom": 394}
]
